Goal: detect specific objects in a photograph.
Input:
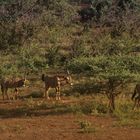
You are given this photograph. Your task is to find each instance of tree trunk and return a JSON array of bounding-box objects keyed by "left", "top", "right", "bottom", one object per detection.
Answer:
[
  {"left": 107, "top": 79, "right": 116, "bottom": 113},
  {"left": 108, "top": 93, "right": 115, "bottom": 113}
]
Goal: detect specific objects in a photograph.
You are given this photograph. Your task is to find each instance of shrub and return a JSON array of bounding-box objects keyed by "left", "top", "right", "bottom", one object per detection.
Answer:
[
  {"left": 45, "top": 46, "right": 60, "bottom": 66},
  {"left": 18, "top": 44, "right": 48, "bottom": 73},
  {"left": 78, "top": 120, "right": 94, "bottom": 133}
]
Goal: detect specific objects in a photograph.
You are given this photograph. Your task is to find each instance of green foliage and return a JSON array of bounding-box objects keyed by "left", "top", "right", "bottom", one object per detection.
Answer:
[
  {"left": 66, "top": 100, "right": 108, "bottom": 115},
  {"left": 67, "top": 52, "right": 140, "bottom": 111},
  {"left": 0, "top": 21, "right": 36, "bottom": 51},
  {"left": 78, "top": 0, "right": 112, "bottom": 22},
  {"left": 117, "top": 0, "right": 139, "bottom": 10},
  {"left": 0, "top": 43, "right": 48, "bottom": 77},
  {"left": 79, "top": 120, "right": 91, "bottom": 130},
  {"left": 18, "top": 44, "right": 48, "bottom": 73},
  {"left": 45, "top": 46, "right": 60, "bottom": 66},
  {"left": 113, "top": 98, "right": 140, "bottom": 128},
  {"left": 71, "top": 82, "right": 102, "bottom": 95},
  {"left": 70, "top": 38, "right": 90, "bottom": 58},
  {"left": 40, "top": 0, "right": 77, "bottom": 27},
  {"left": 0, "top": 0, "right": 77, "bottom": 51},
  {"left": 93, "top": 34, "right": 140, "bottom": 55},
  {"left": 0, "top": 0, "right": 139, "bottom": 114},
  {"left": 78, "top": 120, "right": 96, "bottom": 133},
  {"left": 68, "top": 55, "right": 140, "bottom": 80},
  {"left": 0, "top": 54, "right": 19, "bottom": 78}
]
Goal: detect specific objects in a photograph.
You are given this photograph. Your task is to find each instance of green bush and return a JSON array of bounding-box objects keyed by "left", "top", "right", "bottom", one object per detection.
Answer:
[
  {"left": 67, "top": 100, "right": 108, "bottom": 115},
  {"left": 71, "top": 82, "right": 103, "bottom": 95},
  {"left": 45, "top": 46, "right": 60, "bottom": 66},
  {"left": 18, "top": 44, "right": 48, "bottom": 73},
  {"left": 78, "top": 120, "right": 96, "bottom": 133}
]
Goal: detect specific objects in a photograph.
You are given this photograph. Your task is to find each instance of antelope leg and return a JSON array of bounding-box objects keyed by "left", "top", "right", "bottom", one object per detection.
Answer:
[
  {"left": 56, "top": 87, "right": 61, "bottom": 100},
  {"left": 2, "top": 91, "right": 4, "bottom": 100},
  {"left": 5, "top": 89, "right": 9, "bottom": 100},
  {"left": 14, "top": 88, "right": 19, "bottom": 100},
  {"left": 44, "top": 87, "right": 50, "bottom": 100},
  {"left": 1, "top": 87, "right": 5, "bottom": 100},
  {"left": 58, "top": 89, "right": 61, "bottom": 100},
  {"left": 133, "top": 98, "right": 137, "bottom": 110},
  {"left": 46, "top": 89, "right": 50, "bottom": 100}
]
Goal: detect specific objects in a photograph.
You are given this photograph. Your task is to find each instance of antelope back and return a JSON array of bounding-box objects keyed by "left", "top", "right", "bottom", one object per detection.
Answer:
[
  {"left": 1, "top": 78, "right": 29, "bottom": 88},
  {"left": 42, "top": 74, "right": 59, "bottom": 87}
]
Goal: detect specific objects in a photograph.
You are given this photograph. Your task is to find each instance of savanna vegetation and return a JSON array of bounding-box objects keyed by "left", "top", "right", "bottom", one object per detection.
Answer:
[{"left": 0, "top": 0, "right": 140, "bottom": 139}]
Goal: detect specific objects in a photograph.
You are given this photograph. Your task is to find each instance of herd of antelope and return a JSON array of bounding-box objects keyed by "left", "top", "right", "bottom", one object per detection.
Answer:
[
  {"left": 0, "top": 71, "right": 139, "bottom": 110},
  {"left": 0, "top": 70, "right": 73, "bottom": 101}
]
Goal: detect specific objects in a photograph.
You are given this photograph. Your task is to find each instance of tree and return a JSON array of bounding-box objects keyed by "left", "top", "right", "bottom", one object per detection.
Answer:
[
  {"left": 18, "top": 44, "right": 47, "bottom": 74},
  {"left": 67, "top": 55, "right": 140, "bottom": 112},
  {"left": 116, "top": 0, "right": 139, "bottom": 10},
  {"left": 0, "top": 0, "right": 77, "bottom": 51},
  {"left": 0, "top": 0, "right": 41, "bottom": 50},
  {"left": 78, "top": 0, "right": 112, "bottom": 23}
]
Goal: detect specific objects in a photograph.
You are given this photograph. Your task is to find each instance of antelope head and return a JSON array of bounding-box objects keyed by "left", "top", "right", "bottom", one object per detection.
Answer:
[
  {"left": 23, "top": 71, "right": 30, "bottom": 87},
  {"left": 23, "top": 78, "right": 30, "bottom": 87},
  {"left": 66, "top": 70, "right": 73, "bottom": 86}
]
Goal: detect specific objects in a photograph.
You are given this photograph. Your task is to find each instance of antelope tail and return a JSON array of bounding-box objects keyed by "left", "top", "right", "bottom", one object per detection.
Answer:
[
  {"left": 41, "top": 74, "right": 45, "bottom": 81},
  {"left": 131, "top": 87, "right": 137, "bottom": 100},
  {"left": 1, "top": 83, "right": 4, "bottom": 93}
]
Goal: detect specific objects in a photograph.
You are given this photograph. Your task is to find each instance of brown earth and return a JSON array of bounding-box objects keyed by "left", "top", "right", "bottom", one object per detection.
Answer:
[{"left": 0, "top": 98, "right": 140, "bottom": 140}]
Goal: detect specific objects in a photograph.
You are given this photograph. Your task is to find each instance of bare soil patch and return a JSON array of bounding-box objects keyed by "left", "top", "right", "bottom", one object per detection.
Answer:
[{"left": 0, "top": 98, "right": 139, "bottom": 140}]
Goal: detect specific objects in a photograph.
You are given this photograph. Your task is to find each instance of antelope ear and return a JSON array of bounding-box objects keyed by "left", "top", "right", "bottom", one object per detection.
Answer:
[
  {"left": 67, "top": 70, "right": 70, "bottom": 75},
  {"left": 23, "top": 78, "right": 26, "bottom": 81},
  {"left": 41, "top": 74, "right": 45, "bottom": 81}
]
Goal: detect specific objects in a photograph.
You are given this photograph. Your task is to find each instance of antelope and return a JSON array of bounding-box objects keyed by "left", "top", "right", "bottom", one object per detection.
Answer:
[
  {"left": 131, "top": 84, "right": 140, "bottom": 110},
  {"left": 41, "top": 71, "right": 73, "bottom": 100},
  {"left": 0, "top": 77, "right": 29, "bottom": 100}
]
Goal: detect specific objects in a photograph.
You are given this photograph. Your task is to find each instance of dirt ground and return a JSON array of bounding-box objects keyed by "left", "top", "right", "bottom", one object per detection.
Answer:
[{"left": 0, "top": 98, "right": 140, "bottom": 140}]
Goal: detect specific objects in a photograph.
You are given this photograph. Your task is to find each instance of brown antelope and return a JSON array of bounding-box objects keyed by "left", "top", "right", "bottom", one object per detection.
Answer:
[
  {"left": 131, "top": 84, "right": 140, "bottom": 110},
  {"left": 41, "top": 71, "right": 73, "bottom": 100},
  {"left": 0, "top": 78, "right": 29, "bottom": 100}
]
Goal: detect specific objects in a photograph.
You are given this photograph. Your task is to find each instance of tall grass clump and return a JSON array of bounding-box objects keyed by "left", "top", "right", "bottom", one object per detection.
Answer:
[{"left": 113, "top": 98, "right": 140, "bottom": 128}]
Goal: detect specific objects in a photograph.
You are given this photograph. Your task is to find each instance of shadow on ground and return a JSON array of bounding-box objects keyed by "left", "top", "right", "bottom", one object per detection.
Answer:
[{"left": 0, "top": 92, "right": 73, "bottom": 119}]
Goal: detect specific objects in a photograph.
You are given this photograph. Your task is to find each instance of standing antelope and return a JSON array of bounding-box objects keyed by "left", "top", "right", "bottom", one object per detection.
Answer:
[
  {"left": 131, "top": 84, "right": 140, "bottom": 110},
  {"left": 0, "top": 78, "right": 28, "bottom": 100},
  {"left": 41, "top": 71, "right": 73, "bottom": 100}
]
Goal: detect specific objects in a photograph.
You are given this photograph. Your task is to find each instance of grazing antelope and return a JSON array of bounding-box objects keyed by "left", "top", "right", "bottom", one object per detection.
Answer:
[
  {"left": 0, "top": 78, "right": 29, "bottom": 100},
  {"left": 131, "top": 84, "right": 140, "bottom": 110},
  {"left": 41, "top": 71, "right": 73, "bottom": 100}
]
